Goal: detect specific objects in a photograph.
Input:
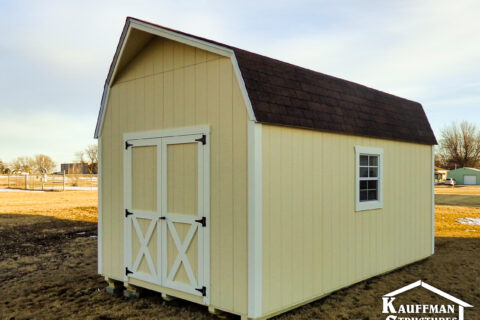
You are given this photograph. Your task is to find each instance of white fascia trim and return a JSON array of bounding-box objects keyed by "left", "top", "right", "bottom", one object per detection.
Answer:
[
  {"left": 94, "top": 19, "right": 256, "bottom": 139},
  {"left": 97, "top": 138, "right": 102, "bottom": 274},
  {"left": 431, "top": 146, "right": 435, "bottom": 254},
  {"left": 131, "top": 21, "right": 232, "bottom": 58},
  {"left": 124, "top": 125, "right": 210, "bottom": 141},
  {"left": 355, "top": 146, "right": 384, "bottom": 212},
  {"left": 248, "top": 121, "right": 262, "bottom": 318},
  {"left": 94, "top": 84, "right": 110, "bottom": 139}
]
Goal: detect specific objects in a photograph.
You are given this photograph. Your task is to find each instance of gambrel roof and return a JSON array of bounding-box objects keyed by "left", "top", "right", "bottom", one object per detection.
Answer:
[{"left": 95, "top": 17, "right": 437, "bottom": 145}]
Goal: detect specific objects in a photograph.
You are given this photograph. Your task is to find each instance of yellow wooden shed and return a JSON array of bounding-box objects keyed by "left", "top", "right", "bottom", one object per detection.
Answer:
[{"left": 94, "top": 17, "right": 437, "bottom": 320}]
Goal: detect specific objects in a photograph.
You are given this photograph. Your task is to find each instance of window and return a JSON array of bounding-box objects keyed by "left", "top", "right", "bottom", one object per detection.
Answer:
[{"left": 355, "top": 146, "right": 383, "bottom": 211}]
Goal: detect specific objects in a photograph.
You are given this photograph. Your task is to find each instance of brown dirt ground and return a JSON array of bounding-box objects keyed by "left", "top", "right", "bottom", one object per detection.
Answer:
[{"left": 0, "top": 189, "right": 479, "bottom": 319}]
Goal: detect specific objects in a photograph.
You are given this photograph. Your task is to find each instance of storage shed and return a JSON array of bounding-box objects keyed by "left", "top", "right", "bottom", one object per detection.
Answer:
[
  {"left": 448, "top": 167, "right": 480, "bottom": 185},
  {"left": 94, "top": 17, "right": 437, "bottom": 320}
]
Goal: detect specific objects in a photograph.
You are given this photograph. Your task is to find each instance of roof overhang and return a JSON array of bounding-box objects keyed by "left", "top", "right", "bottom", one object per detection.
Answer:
[{"left": 94, "top": 17, "right": 256, "bottom": 138}]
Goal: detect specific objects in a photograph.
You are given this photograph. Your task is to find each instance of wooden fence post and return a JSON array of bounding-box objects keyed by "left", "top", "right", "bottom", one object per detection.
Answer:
[
  {"left": 63, "top": 171, "right": 66, "bottom": 191},
  {"left": 25, "top": 174, "right": 28, "bottom": 190},
  {"left": 7, "top": 174, "right": 10, "bottom": 188}
]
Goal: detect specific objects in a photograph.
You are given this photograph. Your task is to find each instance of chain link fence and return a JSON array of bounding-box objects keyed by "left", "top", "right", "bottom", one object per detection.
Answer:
[{"left": 0, "top": 174, "right": 98, "bottom": 191}]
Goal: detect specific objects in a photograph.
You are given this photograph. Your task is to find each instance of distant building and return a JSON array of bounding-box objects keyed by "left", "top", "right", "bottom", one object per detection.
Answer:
[
  {"left": 60, "top": 163, "right": 96, "bottom": 174},
  {"left": 448, "top": 167, "right": 480, "bottom": 185},
  {"left": 434, "top": 166, "right": 449, "bottom": 183}
]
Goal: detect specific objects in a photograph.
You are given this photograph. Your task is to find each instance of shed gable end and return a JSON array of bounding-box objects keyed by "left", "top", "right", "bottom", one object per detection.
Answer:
[{"left": 114, "top": 37, "right": 222, "bottom": 85}]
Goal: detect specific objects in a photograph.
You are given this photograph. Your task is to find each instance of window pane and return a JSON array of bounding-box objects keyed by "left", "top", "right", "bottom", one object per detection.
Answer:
[
  {"left": 360, "top": 155, "right": 368, "bottom": 166},
  {"left": 360, "top": 190, "right": 368, "bottom": 201},
  {"left": 369, "top": 156, "right": 378, "bottom": 166},
  {"left": 369, "top": 167, "right": 378, "bottom": 177},
  {"left": 367, "top": 180, "right": 377, "bottom": 189},
  {"left": 368, "top": 189, "right": 378, "bottom": 200},
  {"left": 360, "top": 180, "right": 368, "bottom": 190},
  {"left": 360, "top": 167, "right": 369, "bottom": 177}
]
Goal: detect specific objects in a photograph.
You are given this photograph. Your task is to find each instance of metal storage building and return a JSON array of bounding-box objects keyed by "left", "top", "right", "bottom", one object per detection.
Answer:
[
  {"left": 94, "top": 17, "right": 437, "bottom": 320},
  {"left": 448, "top": 167, "right": 480, "bottom": 185}
]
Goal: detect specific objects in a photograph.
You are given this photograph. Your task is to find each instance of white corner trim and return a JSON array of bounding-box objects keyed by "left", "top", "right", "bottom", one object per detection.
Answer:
[
  {"left": 431, "top": 146, "right": 435, "bottom": 254},
  {"left": 94, "top": 18, "right": 257, "bottom": 139},
  {"left": 248, "top": 121, "right": 262, "bottom": 318},
  {"left": 355, "top": 146, "right": 384, "bottom": 212},
  {"left": 97, "top": 138, "right": 102, "bottom": 274}
]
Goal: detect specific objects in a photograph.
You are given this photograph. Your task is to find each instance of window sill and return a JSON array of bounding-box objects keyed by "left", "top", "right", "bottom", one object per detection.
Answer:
[{"left": 356, "top": 200, "right": 383, "bottom": 212}]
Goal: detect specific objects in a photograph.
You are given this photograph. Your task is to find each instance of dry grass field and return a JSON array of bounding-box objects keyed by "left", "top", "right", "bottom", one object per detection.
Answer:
[{"left": 0, "top": 188, "right": 478, "bottom": 319}]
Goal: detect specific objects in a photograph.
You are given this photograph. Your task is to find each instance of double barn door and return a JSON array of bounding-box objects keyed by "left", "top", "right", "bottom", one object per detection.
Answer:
[{"left": 123, "top": 132, "right": 209, "bottom": 303}]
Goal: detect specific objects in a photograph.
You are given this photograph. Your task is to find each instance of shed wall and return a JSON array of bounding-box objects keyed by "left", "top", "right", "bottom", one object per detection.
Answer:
[
  {"left": 261, "top": 124, "right": 433, "bottom": 316},
  {"left": 100, "top": 37, "right": 249, "bottom": 315},
  {"left": 447, "top": 168, "right": 480, "bottom": 185}
]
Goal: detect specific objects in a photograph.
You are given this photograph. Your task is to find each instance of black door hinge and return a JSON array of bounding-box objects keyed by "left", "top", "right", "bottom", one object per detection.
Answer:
[
  {"left": 125, "top": 209, "right": 133, "bottom": 217},
  {"left": 125, "top": 141, "right": 133, "bottom": 149},
  {"left": 195, "top": 216, "right": 206, "bottom": 227},
  {"left": 195, "top": 286, "right": 206, "bottom": 296},
  {"left": 125, "top": 267, "right": 133, "bottom": 276},
  {"left": 195, "top": 135, "right": 206, "bottom": 145}
]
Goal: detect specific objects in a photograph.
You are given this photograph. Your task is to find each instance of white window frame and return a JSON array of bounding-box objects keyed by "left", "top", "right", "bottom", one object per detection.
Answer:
[{"left": 355, "top": 146, "right": 384, "bottom": 211}]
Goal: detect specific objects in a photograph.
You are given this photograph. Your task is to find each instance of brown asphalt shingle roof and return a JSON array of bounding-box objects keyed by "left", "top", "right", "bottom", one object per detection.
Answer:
[
  {"left": 234, "top": 48, "right": 437, "bottom": 145},
  {"left": 125, "top": 18, "right": 438, "bottom": 145}
]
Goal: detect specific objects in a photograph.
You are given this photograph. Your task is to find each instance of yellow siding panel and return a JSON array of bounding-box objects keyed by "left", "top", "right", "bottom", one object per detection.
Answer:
[
  {"left": 261, "top": 124, "right": 434, "bottom": 315},
  {"left": 218, "top": 58, "right": 234, "bottom": 310},
  {"left": 100, "top": 38, "right": 248, "bottom": 316}
]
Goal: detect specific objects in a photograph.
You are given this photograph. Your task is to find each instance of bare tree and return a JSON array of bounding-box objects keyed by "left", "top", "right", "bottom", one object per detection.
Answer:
[
  {"left": 32, "top": 154, "right": 56, "bottom": 173},
  {"left": 77, "top": 145, "right": 98, "bottom": 174},
  {"left": 10, "top": 156, "right": 34, "bottom": 173},
  {"left": 438, "top": 121, "right": 480, "bottom": 168},
  {"left": 0, "top": 160, "right": 4, "bottom": 174}
]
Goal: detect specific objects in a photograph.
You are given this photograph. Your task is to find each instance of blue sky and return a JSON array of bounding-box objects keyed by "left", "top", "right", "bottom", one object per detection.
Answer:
[{"left": 1, "top": 0, "right": 479, "bottom": 165}]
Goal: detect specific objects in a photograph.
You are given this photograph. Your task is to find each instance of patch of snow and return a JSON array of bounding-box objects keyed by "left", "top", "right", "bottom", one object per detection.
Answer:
[
  {"left": 64, "top": 186, "right": 98, "bottom": 191},
  {"left": 457, "top": 218, "right": 480, "bottom": 226},
  {"left": 0, "top": 187, "right": 97, "bottom": 192},
  {"left": 0, "top": 188, "right": 44, "bottom": 193}
]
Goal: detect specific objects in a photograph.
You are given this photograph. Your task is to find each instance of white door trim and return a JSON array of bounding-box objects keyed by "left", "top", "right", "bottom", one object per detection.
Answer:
[
  {"left": 123, "top": 138, "right": 162, "bottom": 284},
  {"left": 160, "top": 134, "right": 210, "bottom": 304},
  {"left": 124, "top": 125, "right": 210, "bottom": 142},
  {"left": 123, "top": 126, "right": 210, "bottom": 304}
]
